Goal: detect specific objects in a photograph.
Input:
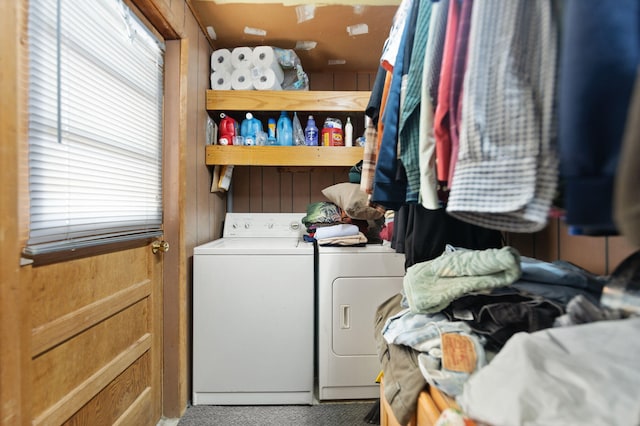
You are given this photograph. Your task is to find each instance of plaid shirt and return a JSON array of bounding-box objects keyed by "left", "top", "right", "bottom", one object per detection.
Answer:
[{"left": 446, "top": 0, "right": 559, "bottom": 233}]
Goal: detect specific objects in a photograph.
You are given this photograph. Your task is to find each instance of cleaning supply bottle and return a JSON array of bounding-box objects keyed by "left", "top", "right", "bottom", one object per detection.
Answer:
[
  {"left": 305, "top": 115, "right": 319, "bottom": 146},
  {"left": 267, "top": 118, "right": 277, "bottom": 145},
  {"left": 240, "top": 112, "right": 262, "bottom": 146},
  {"left": 276, "top": 111, "right": 293, "bottom": 146},
  {"left": 344, "top": 116, "right": 353, "bottom": 147},
  {"left": 218, "top": 113, "right": 238, "bottom": 145}
]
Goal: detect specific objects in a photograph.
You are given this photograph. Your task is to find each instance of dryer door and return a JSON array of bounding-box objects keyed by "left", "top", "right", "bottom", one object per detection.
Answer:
[{"left": 332, "top": 276, "right": 404, "bottom": 356}]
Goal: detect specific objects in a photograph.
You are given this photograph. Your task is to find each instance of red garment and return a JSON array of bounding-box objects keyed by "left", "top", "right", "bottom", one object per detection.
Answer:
[
  {"left": 448, "top": 0, "right": 474, "bottom": 186},
  {"left": 433, "top": 0, "right": 460, "bottom": 185}
]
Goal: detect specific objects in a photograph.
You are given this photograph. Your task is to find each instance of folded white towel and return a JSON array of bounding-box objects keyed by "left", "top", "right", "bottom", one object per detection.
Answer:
[{"left": 314, "top": 223, "right": 359, "bottom": 240}]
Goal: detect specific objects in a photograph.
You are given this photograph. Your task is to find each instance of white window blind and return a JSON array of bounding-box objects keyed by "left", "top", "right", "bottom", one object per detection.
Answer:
[{"left": 26, "top": 0, "right": 165, "bottom": 256}]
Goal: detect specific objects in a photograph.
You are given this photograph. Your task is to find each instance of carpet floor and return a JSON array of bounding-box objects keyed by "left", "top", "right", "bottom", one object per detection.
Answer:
[{"left": 177, "top": 400, "right": 379, "bottom": 426}]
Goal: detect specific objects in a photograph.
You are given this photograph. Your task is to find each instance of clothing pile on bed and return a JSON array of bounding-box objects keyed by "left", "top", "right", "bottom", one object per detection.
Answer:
[
  {"left": 302, "top": 183, "right": 386, "bottom": 246},
  {"left": 376, "top": 246, "right": 640, "bottom": 426}
]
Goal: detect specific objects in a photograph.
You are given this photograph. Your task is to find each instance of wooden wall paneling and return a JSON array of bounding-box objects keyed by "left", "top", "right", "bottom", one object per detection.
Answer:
[
  {"left": 308, "top": 72, "right": 334, "bottom": 91},
  {"left": 504, "top": 232, "right": 535, "bottom": 259},
  {"left": 292, "top": 170, "right": 312, "bottom": 212},
  {"left": 279, "top": 169, "right": 294, "bottom": 212},
  {"left": 195, "top": 31, "right": 216, "bottom": 245},
  {"left": 249, "top": 166, "right": 264, "bottom": 212},
  {"left": 310, "top": 168, "right": 337, "bottom": 202},
  {"left": 357, "top": 72, "right": 373, "bottom": 91},
  {"left": 532, "top": 218, "right": 560, "bottom": 262},
  {"left": 606, "top": 235, "right": 638, "bottom": 274},
  {"left": 333, "top": 72, "right": 358, "bottom": 90},
  {"left": 262, "top": 167, "right": 281, "bottom": 212},
  {"left": 558, "top": 221, "right": 607, "bottom": 275},
  {"left": 230, "top": 167, "right": 251, "bottom": 212}
]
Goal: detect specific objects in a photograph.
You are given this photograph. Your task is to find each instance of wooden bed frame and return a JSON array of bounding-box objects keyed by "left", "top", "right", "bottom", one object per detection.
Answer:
[{"left": 380, "top": 378, "right": 460, "bottom": 426}]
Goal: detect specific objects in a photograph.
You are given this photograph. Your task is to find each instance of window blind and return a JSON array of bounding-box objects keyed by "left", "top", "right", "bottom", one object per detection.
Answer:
[{"left": 26, "top": 0, "right": 165, "bottom": 256}]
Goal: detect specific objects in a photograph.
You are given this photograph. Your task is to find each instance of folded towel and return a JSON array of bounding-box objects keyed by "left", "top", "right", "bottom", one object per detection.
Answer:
[
  {"left": 314, "top": 223, "right": 359, "bottom": 240},
  {"left": 403, "top": 246, "right": 522, "bottom": 313},
  {"left": 317, "top": 232, "right": 368, "bottom": 246}
]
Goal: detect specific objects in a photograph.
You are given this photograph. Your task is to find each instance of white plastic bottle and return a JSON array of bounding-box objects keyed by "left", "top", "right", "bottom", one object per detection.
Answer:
[{"left": 344, "top": 116, "right": 353, "bottom": 147}]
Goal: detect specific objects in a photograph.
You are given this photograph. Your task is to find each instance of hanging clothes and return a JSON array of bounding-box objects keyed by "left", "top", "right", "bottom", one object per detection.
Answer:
[
  {"left": 432, "top": 0, "right": 461, "bottom": 190},
  {"left": 614, "top": 69, "right": 640, "bottom": 248},
  {"left": 371, "top": 0, "right": 419, "bottom": 209},
  {"left": 398, "top": 1, "right": 433, "bottom": 204},
  {"left": 447, "top": 0, "right": 473, "bottom": 186},
  {"left": 446, "top": 0, "right": 559, "bottom": 233},
  {"left": 558, "top": 0, "right": 640, "bottom": 236},
  {"left": 418, "top": 0, "right": 450, "bottom": 210}
]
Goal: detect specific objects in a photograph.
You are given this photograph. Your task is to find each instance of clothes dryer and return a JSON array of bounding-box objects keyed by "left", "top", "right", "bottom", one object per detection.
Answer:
[
  {"left": 316, "top": 241, "right": 406, "bottom": 400},
  {"left": 192, "top": 213, "right": 314, "bottom": 405}
]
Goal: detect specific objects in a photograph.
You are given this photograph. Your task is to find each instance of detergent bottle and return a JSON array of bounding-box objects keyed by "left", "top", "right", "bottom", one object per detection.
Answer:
[
  {"left": 267, "top": 118, "right": 277, "bottom": 145},
  {"left": 240, "top": 112, "right": 263, "bottom": 146},
  {"left": 218, "top": 113, "right": 238, "bottom": 145},
  {"left": 276, "top": 111, "right": 293, "bottom": 146}
]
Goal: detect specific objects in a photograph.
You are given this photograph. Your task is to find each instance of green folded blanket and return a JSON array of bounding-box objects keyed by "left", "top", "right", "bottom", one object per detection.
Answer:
[{"left": 404, "top": 246, "right": 522, "bottom": 313}]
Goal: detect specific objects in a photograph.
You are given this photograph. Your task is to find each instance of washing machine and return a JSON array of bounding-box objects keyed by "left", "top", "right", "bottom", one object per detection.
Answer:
[
  {"left": 192, "top": 213, "right": 314, "bottom": 405},
  {"left": 316, "top": 241, "right": 406, "bottom": 400}
]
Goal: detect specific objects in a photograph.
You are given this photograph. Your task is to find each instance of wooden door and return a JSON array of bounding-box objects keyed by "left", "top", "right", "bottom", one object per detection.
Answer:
[
  {"left": 10, "top": 1, "right": 167, "bottom": 424},
  {"left": 26, "top": 245, "right": 164, "bottom": 426}
]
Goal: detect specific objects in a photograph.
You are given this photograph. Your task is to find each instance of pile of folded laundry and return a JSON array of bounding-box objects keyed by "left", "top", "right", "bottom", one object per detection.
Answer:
[{"left": 301, "top": 182, "right": 386, "bottom": 246}]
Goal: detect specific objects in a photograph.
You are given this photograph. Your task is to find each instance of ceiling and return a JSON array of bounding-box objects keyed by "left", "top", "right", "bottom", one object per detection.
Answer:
[{"left": 189, "top": 1, "right": 401, "bottom": 73}]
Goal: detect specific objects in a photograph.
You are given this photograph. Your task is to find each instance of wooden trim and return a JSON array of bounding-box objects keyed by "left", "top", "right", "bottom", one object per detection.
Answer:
[
  {"left": 1, "top": 1, "right": 28, "bottom": 425},
  {"left": 25, "top": 237, "right": 157, "bottom": 267},
  {"left": 31, "top": 280, "right": 152, "bottom": 357},
  {"left": 206, "top": 90, "right": 371, "bottom": 112},
  {"left": 131, "top": 0, "right": 180, "bottom": 39},
  {"left": 113, "top": 387, "right": 152, "bottom": 426},
  {"left": 205, "top": 145, "right": 364, "bottom": 166},
  {"left": 32, "top": 334, "right": 152, "bottom": 426}
]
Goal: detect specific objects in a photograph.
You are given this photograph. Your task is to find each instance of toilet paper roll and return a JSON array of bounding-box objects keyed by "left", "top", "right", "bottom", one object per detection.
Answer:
[
  {"left": 252, "top": 45, "right": 285, "bottom": 84},
  {"left": 231, "top": 47, "right": 254, "bottom": 69},
  {"left": 210, "top": 70, "right": 232, "bottom": 90},
  {"left": 231, "top": 68, "right": 254, "bottom": 90},
  {"left": 210, "top": 48, "right": 233, "bottom": 73},
  {"left": 253, "top": 68, "right": 282, "bottom": 91}
]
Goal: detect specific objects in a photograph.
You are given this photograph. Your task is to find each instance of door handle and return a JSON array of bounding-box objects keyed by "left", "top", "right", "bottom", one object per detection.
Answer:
[
  {"left": 340, "top": 304, "right": 350, "bottom": 329},
  {"left": 151, "top": 240, "right": 170, "bottom": 254}
]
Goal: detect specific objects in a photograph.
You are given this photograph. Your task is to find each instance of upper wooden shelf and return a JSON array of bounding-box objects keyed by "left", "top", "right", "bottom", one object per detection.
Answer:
[
  {"left": 206, "top": 90, "right": 371, "bottom": 112},
  {"left": 205, "top": 145, "right": 363, "bottom": 166}
]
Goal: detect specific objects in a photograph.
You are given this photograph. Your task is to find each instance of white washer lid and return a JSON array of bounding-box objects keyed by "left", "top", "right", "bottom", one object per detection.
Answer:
[{"left": 194, "top": 237, "right": 314, "bottom": 255}]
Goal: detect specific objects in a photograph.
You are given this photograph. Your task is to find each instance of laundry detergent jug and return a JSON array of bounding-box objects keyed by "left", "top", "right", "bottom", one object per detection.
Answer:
[{"left": 218, "top": 113, "right": 238, "bottom": 145}]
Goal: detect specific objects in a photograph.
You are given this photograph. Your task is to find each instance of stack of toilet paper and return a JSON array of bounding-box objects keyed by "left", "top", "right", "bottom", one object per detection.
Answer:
[{"left": 210, "top": 46, "right": 285, "bottom": 91}]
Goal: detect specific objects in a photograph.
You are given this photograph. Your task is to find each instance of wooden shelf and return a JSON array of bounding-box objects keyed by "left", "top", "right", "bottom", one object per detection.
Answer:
[
  {"left": 205, "top": 90, "right": 368, "bottom": 166},
  {"left": 205, "top": 145, "right": 363, "bottom": 166},
  {"left": 206, "top": 90, "right": 371, "bottom": 112}
]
